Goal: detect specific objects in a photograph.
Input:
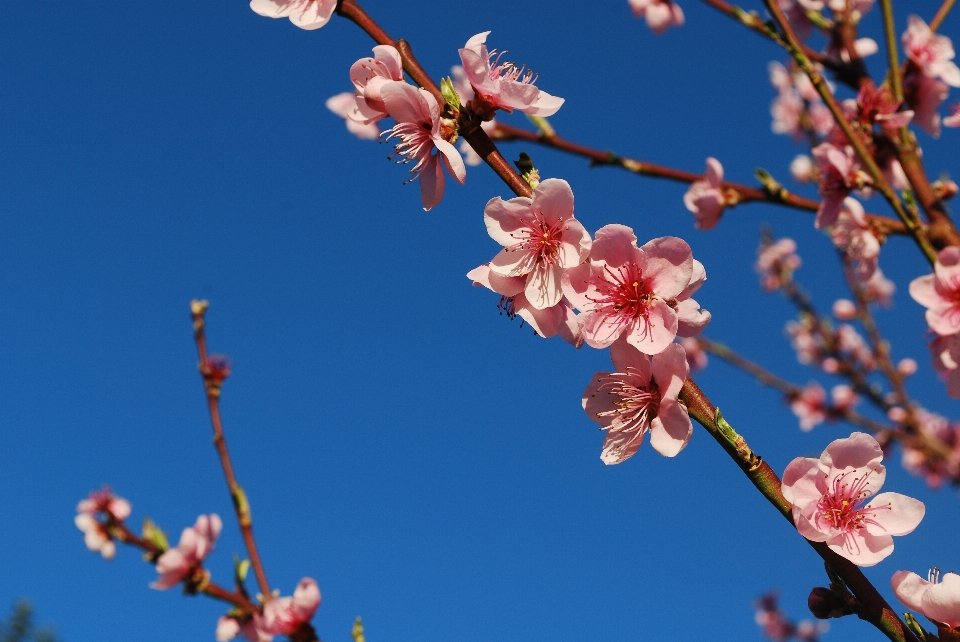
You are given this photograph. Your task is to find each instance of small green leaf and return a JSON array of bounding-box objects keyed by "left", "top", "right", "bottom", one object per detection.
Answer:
[
  {"left": 904, "top": 612, "right": 928, "bottom": 641},
  {"left": 525, "top": 114, "right": 555, "bottom": 137},
  {"left": 352, "top": 617, "right": 366, "bottom": 642},
  {"left": 440, "top": 77, "right": 461, "bottom": 112},
  {"left": 235, "top": 556, "right": 251, "bottom": 583},
  {"left": 142, "top": 517, "right": 170, "bottom": 553}
]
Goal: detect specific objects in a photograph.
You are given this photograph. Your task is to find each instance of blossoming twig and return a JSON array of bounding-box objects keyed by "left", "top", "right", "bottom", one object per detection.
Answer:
[
  {"left": 678, "top": 379, "right": 920, "bottom": 642},
  {"left": 190, "top": 300, "right": 271, "bottom": 599},
  {"left": 762, "top": 0, "right": 940, "bottom": 265},
  {"left": 491, "top": 121, "right": 910, "bottom": 236},
  {"left": 696, "top": 336, "right": 893, "bottom": 434}
]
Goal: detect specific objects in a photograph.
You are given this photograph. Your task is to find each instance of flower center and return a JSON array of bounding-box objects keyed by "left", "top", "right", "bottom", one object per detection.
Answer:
[
  {"left": 595, "top": 368, "right": 661, "bottom": 432},
  {"left": 384, "top": 121, "right": 434, "bottom": 180},
  {"left": 509, "top": 213, "right": 565, "bottom": 265},
  {"left": 816, "top": 469, "right": 890, "bottom": 533},
  {"left": 588, "top": 263, "right": 655, "bottom": 330},
  {"left": 486, "top": 50, "right": 537, "bottom": 86}
]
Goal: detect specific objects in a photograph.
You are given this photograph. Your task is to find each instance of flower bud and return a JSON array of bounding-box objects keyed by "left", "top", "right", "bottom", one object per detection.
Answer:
[
  {"left": 832, "top": 299, "right": 857, "bottom": 320},
  {"left": 808, "top": 587, "right": 855, "bottom": 619}
]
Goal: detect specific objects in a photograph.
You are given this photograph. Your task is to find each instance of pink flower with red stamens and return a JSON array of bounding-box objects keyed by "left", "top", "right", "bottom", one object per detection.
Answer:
[
  {"left": 683, "top": 157, "right": 726, "bottom": 230},
  {"left": 380, "top": 82, "right": 466, "bottom": 211},
  {"left": 910, "top": 246, "right": 960, "bottom": 336},
  {"left": 562, "top": 227, "right": 698, "bottom": 354},
  {"left": 782, "top": 432, "right": 925, "bottom": 566},
  {"left": 629, "top": 0, "right": 685, "bottom": 34},
  {"left": 583, "top": 341, "right": 692, "bottom": 462},
  {"left": 151, "top": 514, "right": 222, "bottom": 590},
  {"left": 263, "top": 578, "right": 321, "bottom": 636},
  {"left": 326, "top": 93, "right": 381, "bottom": 140},
  {"left": 467, "top": 264, "right": 581, "bottom": 347},
  {"left": 812, "top": 143, "right": 867, "bottom": 229},
  {"left": 347, "top": 45, "right": 405, "bottom": 125},
  {"left": 458, "top": 32, "right": 564, "bottom": 118},
  {"left": 484, "top": 178, "right": 591, "bottom": 310},
  {"left": 249, "top": 0, "right": 336, "bottom": 30},
  {"left": 903, "top": 16, "right": 960, "bottom": 87}
]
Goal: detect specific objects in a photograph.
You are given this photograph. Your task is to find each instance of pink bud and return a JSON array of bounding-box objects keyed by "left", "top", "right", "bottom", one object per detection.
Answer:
[
  {"left": 897, "top": 358, "right": 918, "bottom": 376},
  {"left": 888, "top": 407, "right": 908, "bottom": 423},
  {"left": 821, "top": 358, "right": 840, "bottom": 374},
  {"left": 832, "top": 299, "right": 858, "bottom": 320}
]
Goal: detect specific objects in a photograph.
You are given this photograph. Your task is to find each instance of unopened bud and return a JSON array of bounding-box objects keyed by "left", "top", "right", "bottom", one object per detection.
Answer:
[
  {"left": 790, "top": 155, "right": 816, "bottom": 183},
  {"left": 832, "top": 299, "right": 857, "bottom": 320},
  {"left": 897, "top": 358, "right": 918, "bottom": 376},
  {"left": 933, "top": 178, "right": 959, "bottom": 202},
  {"left": 808, "top": 586, "right": 855, "bottom": 619},
  {"left": 821, "top": 358, "right": 839, "bottom": 374},
  {"left": 888, "top": 406, "right": 908, "bottom": 423}
]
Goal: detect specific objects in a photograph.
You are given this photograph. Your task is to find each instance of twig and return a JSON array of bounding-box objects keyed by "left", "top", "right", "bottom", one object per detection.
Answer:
[
  {"left": 190, "top": 300, "right": 271, "bottom": 599},
  {"left": 491, "top": 122, "right": 908, "bottom": 236}
]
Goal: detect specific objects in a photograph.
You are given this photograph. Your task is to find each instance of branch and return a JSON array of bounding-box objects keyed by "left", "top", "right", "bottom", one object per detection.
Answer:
[
  {"left": 762, "top": 0, "right": 939, "bottom": 264},
  {"left": 491, "top": 122, "right": 908, "bottom": 236},
  {"left": 678, "top": 379, "right": 919, "bottom": 642},
  {"left": 190, "top": 300, "right": 271, "bottom": 599}
]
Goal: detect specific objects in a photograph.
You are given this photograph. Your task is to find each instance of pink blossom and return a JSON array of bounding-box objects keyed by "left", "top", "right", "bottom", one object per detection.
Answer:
[
  {"left": 346, "top": 45, "right": 405, "bottom": 125},
  {"left": 930, "top": 333, "right": 960, "bottom": 398},
  {"left": 678, "top": 337, "right": 708, "bottom": 372},
  {"left": 467, "top": 264, "right": 581, "bottom": 347},
  {"left": 943, "top": 102, "right": 960, "bottom": 127},
  {"left": 812, "top": 143, "right": 867, "bottom": 228},
  {"left": 683, "top": 157, "right": 726, "bottom": 230},
  {"left": 380, "top": 82, "right": 466, "bottom": 211},
  {"left": 249, "top": 0, "right": 336, "bottom": 30},
  {"left": 325, "top": 93, "right": 381, "bottom": 140},
  {"left": 831, "top": 384, "right": 859, "bottom": 411},
  {"left": 263, "top": 578, "right": 321, "bottom": 635},
  {"left": 781, "top": 432, "right": 925, "bottom": 566},
  {"left": 74, "top": 487, "right": 131, "bottom": 561},
  {"left": 216, "top": 616, "right": 271, "bottom": 642},
  {"left": 74, "top": 514, "right": 117, "bottom": 560},
  {"left": 855, "top": 82, "right": 914, "bottom": 129},
  {"left": 904, "top": 71, "right": 950, "bottom": 137},
  {"left": 483, "top": 179, "right": 591, "bottom": 310},
  {"left": 790, "top": 382, "right": 827, "bottom": 431},
  {"left": 832, "top": 299, "right": 857, "bottom": 320},
  {"left": 562, "top": 228, "right": 701, "bottom": 353},
  {"left": 898, "top": 357, "right": 918, "bottom": 376},
  {"left": 903, "top": 16, "right": 960, "bottom": 87},
  {"left": 756, "top": 237, "right": 801, "bottom": 292},
  {"left": 831, "top": 197, "right": 880, "bottom": 280},
  {"left": 151, "top": 514, "right": 223, "bottom": 590},
  {"left": 629, "top": 0, "right": 685, "bottom": 34},
  {"left": 836, "top": 323, "right": 876, "bottom": 371},
  {"left": 910, "top": 246, "right": 960, "bottom": 335},
  {"left": 901, "top": 407, "right": 960, "bottom": 485},
  {"left": 790, "top": 155, "right": 816, "bottom": 183},
  {"left": 458, "top": 32, "right": 564, "bottom": 117},
  {"left": 582, "top": 341, "right": 692, "bottom": 462},
  {"left": 863, "top": 267, "right": 896, "bottom": 306},
  {"left": 77, "top": 486, "right": 131, "bottom": 520},
  {"left": 892, "top": 568, "right": 960, "bottom": 629}
]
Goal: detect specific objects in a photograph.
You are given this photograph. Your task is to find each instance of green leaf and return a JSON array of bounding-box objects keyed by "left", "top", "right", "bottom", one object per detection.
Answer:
[{"left": 440, "top": 77, "right": 461, "bottom": 112}]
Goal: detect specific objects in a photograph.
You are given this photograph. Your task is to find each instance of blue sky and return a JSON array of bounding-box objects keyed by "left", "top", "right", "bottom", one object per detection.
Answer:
[{"left": 1, "top": 1, "right": 959, "bottom": 641}]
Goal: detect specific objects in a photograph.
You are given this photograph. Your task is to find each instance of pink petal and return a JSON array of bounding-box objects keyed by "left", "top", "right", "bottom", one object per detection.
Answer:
[
  {"left": 600, "top": 425, "right": 645, "bottom": 465},
  {"left": 490, "top": 246, "right": 537, "bottom": 277},
  {"left": 292, "top": 577, "right": 321, "bottom": 620},
  {"left": 639, "top": 236, "right": 694, "bottom": 299},
  {"left": 590, "top": 225, "right": 640, "bottom": 267},
  {"left": 580, "top": 310, "right": 626, "bottom": 349},
  {"left": 557, "top": 219, "right": 592, "bottom": 268},
  {"left": 380, "top": 82, "right": 429, "bottom": 125},
  {"left": 524, "top": 262, "right": 564, "bottom": 310},
  {"left": 781, "top": 457, "right": 824, "bottom": 506},
  {"left": 525, "top": 91, "right": 565, "bottom": 117},
  {"left": 649, "top": 399, "right": 692, "bottom": 457},
  {"left": 514, "top": 295, "right": 565, "bottom": 338},
  {"left": 827, "top": 531, "right": 893, "bottom": 566},
  {"left": 497, "top": 81, "right": 543, "bottom": 113},
  {"left": 675, "top": 298, "right": 711, "bottom": 337},
  {"left": 610, "top": 338, "right": 653, "bottom": 380},
  {"left": 530, "top": 179, "right": 574, "bottom": 225},
  {"left": 557, "top": 303, "right": 583, "bottom": 348},
  {"left": 419, "top": 154, "right": 445, "bottom": 211},
  {"left": 891, "top": 570, "right": 930, "bottom": 613},
  {"left": 909, "top": 274, "right": 941, "bottom": 307},
  {"left": 467, "top": 264, "right": 525, "bottom": 297},
  {"left": 560, "top": 263, "right": 596, "bottom": 311},
  {"left": 815, "top": 194, "right": 846, "bottom": 229},
  {"left": 862, "top": 492, "right": 924, "bottom": 536},
  {"left": 922, "top": 573, "right": 960, "bottom": 627},
  {"left": 582, "top": 371, "right": 620, "bottom": 429},
  {"left": 436, "top": 138, "right": 466, "bottom": 185},
  {"left": 705, "top": 157, "right": 723, "bottom": 186},
  {"left": 484, "top": 196, "right": 535, "bottom": 247},
  {"left": 624, "top": 299, "right": 678, "bottom": 355},
  {"left": 650, "top": 343, "right": 688, "bottom": 400},
  {"left": 457, "top": 48, "right": 494, "bottom": 95},
  {"left": 820, "top": 431, "right": 883, "bottom": 471}
]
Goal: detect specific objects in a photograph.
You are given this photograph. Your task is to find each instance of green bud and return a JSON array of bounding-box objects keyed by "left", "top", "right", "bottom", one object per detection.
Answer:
[
  {"left": 526, "top": 114, "right": 555, "bottom": 138},
  {"left": 353, "top": 617, "right": 366, "bottom": 642},
  {"left": 904, "top": 612, "right": 928, "bottom": 641},
  {"left": 142, "top": 517, "right": 170, "bottom": 553},
  {"left": 440, "top": 77, "right": 462, "bottom": 112}
]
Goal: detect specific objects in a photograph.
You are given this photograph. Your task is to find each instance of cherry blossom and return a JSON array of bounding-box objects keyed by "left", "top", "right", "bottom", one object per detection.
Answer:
[
  {"left": 629, "top": 0, "right": 685, "bottom": 34},
  {"left": 904, "top": 72, "right": 950, "bottom": 137},
  {"left": 854, "top": 82, "right": 914, "bottom": 129},
  {"left": 467, "top": 264, "right": 581, "bottom": 346},
  {"left": 582, "top": 341, "right": 692, "bottom": 462},
  {"left": 458, "top": 32, "right": 564, "bottom": 118},
  {"left": 380, "top": 82, "right": 466, "bottom": 211},
  {"left": 903, "top": 16, "right": 960, "bottom": 87},
  {"left": 346, "top": 45, "right": 405, "bottom": 125},
  {"left": 263, "top": 578, "right": 321, "bottom": 636},
  {"left": 909, "top": 246, "right": 960, "bottom": 336},
  {"left": 74, "top": 487, "right": 131, "bottom": 561},
  {"left": 216, "top": 615, "right": 271, "bottom": 642},
  {"left": 562, "top": 227, "right": 702, "bottom": 353},
  {"left": 151, "top": 514, "right": 223, "bottom": 590},
  {"left": 812, "top": 143, "right": 867, "bottom": 229},
  {"left": 683, "top": 157, "right": 727, "bottom": 230},
  {"left": 326, "top": 93, "right": 381, "bottom": 140},
  {"left": 756, "top": 237, "right": 801, "bottom": 292},
  {"left": 790, "top": 155, "right": 816, "bottom": 183},
  {"left": 781, "top": 432, "right": 925, "bottom": 566},
  {"left": 483, "top": 178, "right": 591, "bottom": 310},
  {"left": 790, "top": 382, "right": 827, "bottom": 431},
  {"left": 831, "top": 197, "right": 879, "bottom": 280},
  {"left": 892, "top": 568, "right": 960, "bottom": 630},
  {"left": 249, "top": 0, "right": 336, "bottom": 30}
]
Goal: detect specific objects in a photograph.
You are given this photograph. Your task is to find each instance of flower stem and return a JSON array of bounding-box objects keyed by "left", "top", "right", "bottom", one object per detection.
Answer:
[{"left": 191, "top": 301, "right": 271, "bottom": 599}]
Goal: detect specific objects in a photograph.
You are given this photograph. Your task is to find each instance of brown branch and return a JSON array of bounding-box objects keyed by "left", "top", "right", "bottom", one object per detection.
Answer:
[
  {"left": 191, "top": 300, "right": 271, "bottom": 599},
  {"left": 931, "top": 0, "right": 958, "bottom": 32},
  {"left": 679, "top": 378, "right": 919, "bottom": 642},
  {"left": 697, "top": 336, "right": 894, "bottom": 434},
  {"left": 491, "top": 122, "right": 908, "bottom": 236},
  {"left": 762, "top": 0, "right": 939, "bottom": 264}
]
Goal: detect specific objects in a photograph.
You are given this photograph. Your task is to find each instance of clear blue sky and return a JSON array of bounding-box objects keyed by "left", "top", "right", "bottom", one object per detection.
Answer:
[{"left": 1, "top": 1, "right": 958, "bottom": 641}]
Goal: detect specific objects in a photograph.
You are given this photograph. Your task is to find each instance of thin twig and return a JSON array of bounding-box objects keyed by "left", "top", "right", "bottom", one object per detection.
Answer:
[
  {"left": 191, "top": 300, "right": 271, "bottom": 599},
  {"left": 879, "top": 0, "right": 903, "bottom": 103}
]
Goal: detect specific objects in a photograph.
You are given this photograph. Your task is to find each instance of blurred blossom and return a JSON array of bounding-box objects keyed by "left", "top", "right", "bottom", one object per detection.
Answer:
[
  {"left": 326, "top": 93, "right": 382, "bottom": 140},
  {"left": 151, "top": 514, "right": 222, "bottom": 590},
  {"left": 832, "top": 299, "right": 857, "bottom": 320},
  {"left": 790, "top": 155, "right": 816, "bottom": 183},
  {"left": 757, "top": 237, "right": 801, "bottom": 291},
  {"left": 791, "top": 382, "right": 827, "bottom": 431},
  {"left": 629, "top": 0, "right": 685, "bottom": 34},
  {"left": 831, "top": 384, "right": 858, "bottom": 411},
  {"left": 901, "top": 406, "right": 960, "bottom": 486},
  {"left": 263, "top": 578, "right": 321, "bottom": 635},
  {"left": 909, "top": 246, "right": 960, "bottom": 335},
  {"left": 902, "top": 16, "right": 960, "bottom": 87},
  {"left": 863, "top": 268, "right": 896, "bottom": 306},
  {"left": 930, "top": 333, "right": 960, "bottom": 399},
  {"left": 897, "top": 358, "right": 918, "bottom": 377},
  {"left": 249, "top": 0, "right": 336, "bottom": 30},
  {"left": 683, "top": 157, "right": 727, "bottom": 230},
  {"left": 678, "top": 337, "right": 708, "bottom": 372}
]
